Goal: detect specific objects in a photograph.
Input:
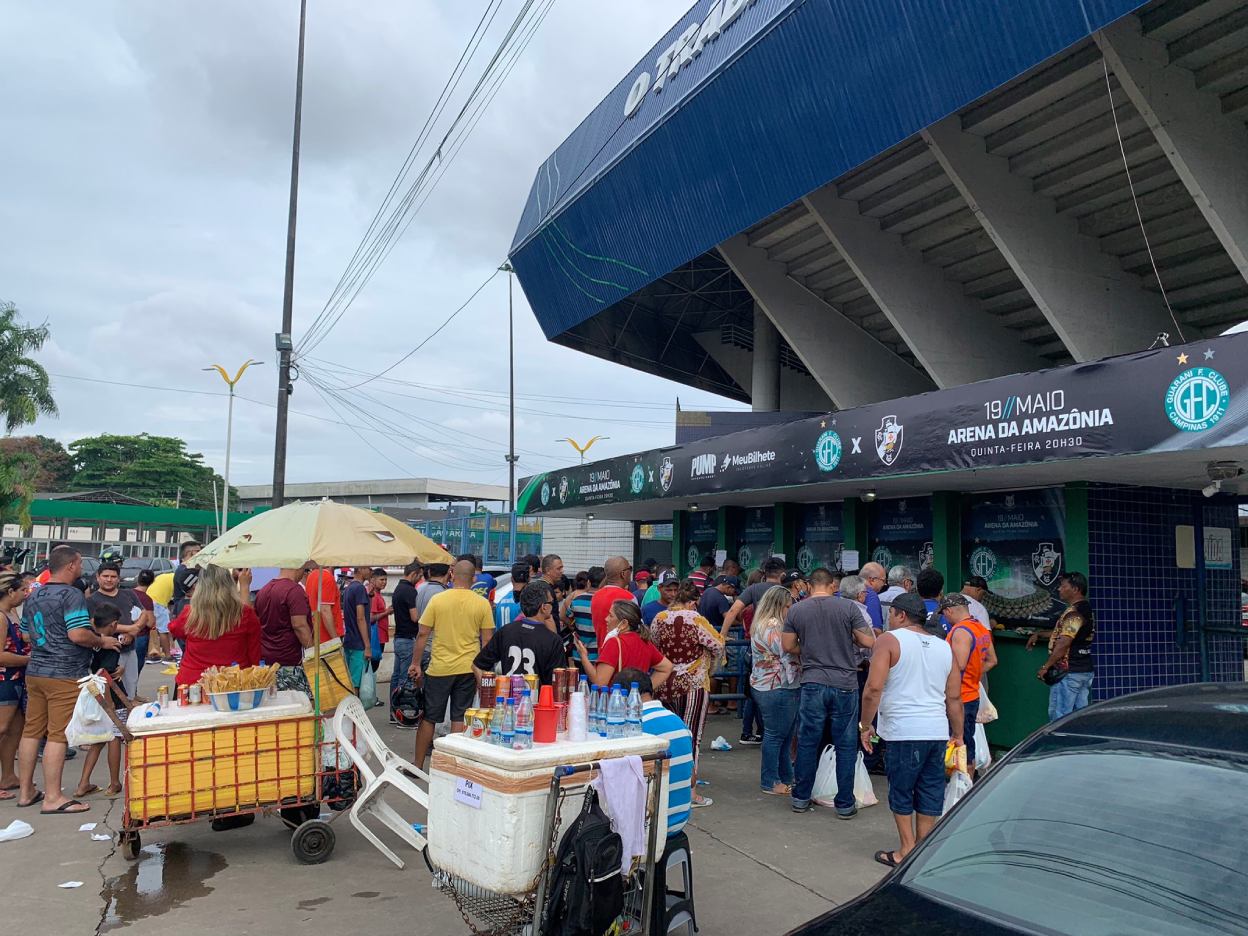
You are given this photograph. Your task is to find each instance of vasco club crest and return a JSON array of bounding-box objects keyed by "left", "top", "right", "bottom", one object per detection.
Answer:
[
  {"left": 1032, "top": 542, "right": 1062, "bottom": 586},
  {"left": 558, "top": 476, "right": 569, "bottom": 504},
  {"left": 875, "top": 415, "right": 904, "bottom": 466},
  {"left": 659, "top": 456, "right": 674, "bottom": 493}
]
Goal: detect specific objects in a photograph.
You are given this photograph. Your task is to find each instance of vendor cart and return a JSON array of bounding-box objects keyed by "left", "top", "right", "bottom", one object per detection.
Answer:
[
  {"left": 424, "top": 732, "right": 671, "bottom": 936},
  {"left": 93, "top": 671, "right": 355, "bottom": 864}
]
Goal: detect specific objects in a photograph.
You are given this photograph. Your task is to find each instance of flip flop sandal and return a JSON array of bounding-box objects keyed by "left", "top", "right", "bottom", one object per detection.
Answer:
[
  {"left": 0, "top": 782, "right": 20, "bottom": 791},
  {"left": 41, "top": 799, "right": 89, "bottom": 815},
  {"left": 16, "top": 791, "right": 44, "bottom": 808},
  {"left": 0, "top": 789, "right": 15, "bottom": 801},
  {"left": 873, "top": 850, "right": 901, "bottom": 868},
  {"left": 760, "top": 785, "right": 791, "bottom": 796},
  {"left": 75, "top": 784, "right": 100, "bottom": 798},
  {"left": 105, "top": 785, "right": 123, "bottom": 797}
]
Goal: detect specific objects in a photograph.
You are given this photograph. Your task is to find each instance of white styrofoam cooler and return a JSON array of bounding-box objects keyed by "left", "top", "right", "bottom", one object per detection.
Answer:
[{"left": 428, "top": 733, "right": 667, "bottom": 895}]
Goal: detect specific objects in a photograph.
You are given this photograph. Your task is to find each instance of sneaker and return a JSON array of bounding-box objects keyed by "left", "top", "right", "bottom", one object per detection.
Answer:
[
  {"left": 738, "top": 735, "right": 762, "bottom": 746},
  {"left": 836, "top": 806, "right": 858, "bottom": 820},
  {"left": 791, "top": 801, "right": 813, "bottom": 813}
]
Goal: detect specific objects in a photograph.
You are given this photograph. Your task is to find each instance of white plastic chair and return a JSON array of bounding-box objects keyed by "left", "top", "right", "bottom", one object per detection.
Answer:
[{"left": 332, "top": 695, "right": 430, "bottom": 869}]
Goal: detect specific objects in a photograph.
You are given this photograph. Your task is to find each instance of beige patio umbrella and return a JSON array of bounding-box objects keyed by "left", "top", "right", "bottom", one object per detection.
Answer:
[{"left": 190, "top": 499, "right": 453, "bottom": 569}]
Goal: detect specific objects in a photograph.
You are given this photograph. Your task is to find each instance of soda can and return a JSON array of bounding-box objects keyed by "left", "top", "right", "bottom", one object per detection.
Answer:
[
  {"left": 177, "top": 684, "right": 191, "bottom": 707},
  {"left": 188, "top": 684, "right": 203, "bottom": 705},
  {"left": 479, "top": 672, "right": 497, "bottom": 705},
  {"left": 468, "top": 710, "right": 488, "bottom": 740},
  {"left": 523, "top": 673, "right": 538, "bottom": 696},
  {"left": 156, "top": 685, "right": 170, "bottom": 707},
  {"left": 511, "top": 674, "right": 526, "bottom": 701}
]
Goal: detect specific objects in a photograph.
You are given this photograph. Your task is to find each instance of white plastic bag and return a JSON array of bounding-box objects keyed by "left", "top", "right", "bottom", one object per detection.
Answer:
[
  {"left": 973, "top": 723, "right": 992, "bottom": 771},
  {"left": 943, "top": 769, "right": 973, "bottom": 815},
  {"left": 853, "top": 752, "right": 878, "bottom": 807},
  {"left": 811, "top": 745, "right": 838, "bottom": 806},
  {"left": 66, "top": 678, "right": 113, "bottom": 748},
  {"left": 977, "top": 684, "right": 998, "bottom": 723},
  {"left": 359, "top": 666, "right": 378, "bottom": 709}
]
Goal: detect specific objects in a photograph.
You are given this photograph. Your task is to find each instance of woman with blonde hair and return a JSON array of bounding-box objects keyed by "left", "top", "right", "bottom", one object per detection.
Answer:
[
  {"left": 169, "top": 564, "right": 262, "bottom": 686},
  {"left": 750, "top": 585, "right": 799, "bottom": 795},
  {"left": 651, "top": 581, "right": 725, "bottom": 807}
]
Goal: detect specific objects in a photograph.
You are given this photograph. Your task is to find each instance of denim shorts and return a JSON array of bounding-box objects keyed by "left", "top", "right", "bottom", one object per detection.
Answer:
[
  {"left": 0, "top": 679, "right": 24, "bottom": 707},
  {"left": 885, "top": 739, "right": 947, "bottom": 817}
]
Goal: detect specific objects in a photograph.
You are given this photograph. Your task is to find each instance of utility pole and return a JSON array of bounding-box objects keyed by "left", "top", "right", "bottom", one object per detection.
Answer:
[
  {"left": 500, "top": 262, "right": 517, "bottom": 514},
  {"left": 206, "top": 361, "right": 262, "bottom": 533},
  {"left": 272, "top": 0, "right": 307, "bottom": 509}
]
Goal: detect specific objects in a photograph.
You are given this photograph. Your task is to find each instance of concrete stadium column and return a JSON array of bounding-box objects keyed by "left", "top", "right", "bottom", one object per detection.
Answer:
[
  {"left": 1097, "top": 18, "right": 1248, "bottom": 287},
  {"left": 751, "top": 304, "right": 781, "bottom": 412},
  {"left": 923, "top": 116, "right": 1175, "bottom": 361},
  {"left": 802, "top": 189, "right": 1046, "bottom": 388},
  {"left": 693, "top": 330, "right": 834, "bottom": 411},
  {"left": 718, "top": 236, "right": 934, "bottom": 407}
]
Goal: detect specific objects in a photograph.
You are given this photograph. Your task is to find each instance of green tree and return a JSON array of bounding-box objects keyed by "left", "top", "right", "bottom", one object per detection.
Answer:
[
  {"left": 0, "top": 302, "right": 57, "bottom": 433},
  {"left": 68, "top": 434, "right": 234, "bottom": 510},
  {"left": 0, "top": 435, "right": 74, "bottom": 490},
  {"left": 0, "top": 303, "right": 58, "bottom": 526}
]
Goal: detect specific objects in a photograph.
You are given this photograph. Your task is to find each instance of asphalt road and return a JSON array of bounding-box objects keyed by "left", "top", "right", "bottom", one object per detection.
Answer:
[{"left": 4, "top": 660, "right": 892, "bottom": 935}]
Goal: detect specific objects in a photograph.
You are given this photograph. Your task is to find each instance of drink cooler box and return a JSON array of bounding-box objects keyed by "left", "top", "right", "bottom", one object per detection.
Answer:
[
  {"left": 428, "top": 733, "right": 668, "bottom": 895},
  {"left": 124, "top": 691, "right": 316, "bottom": 820}
]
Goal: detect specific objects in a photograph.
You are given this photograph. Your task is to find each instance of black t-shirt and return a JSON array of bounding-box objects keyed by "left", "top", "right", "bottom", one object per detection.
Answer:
[
  {"left": 1065, "top": 599, "right": 1096, "bottom": 673},
  {"left": 91, "top": 647, "right": 126, "bottom": 708},
  {"left": 698, "top": 588, "right": 732, "bottom": 630},
  {"left": 88, "top": 589, "right": 141, "bottom": 629},
  {"left": 392, "top": 579, "right": 420, "bottom": 640},
  {"left": 473, "top": 617, "right": 567, "bottom": 686},
  {"left": 172, "top": 564, "right": 199, "bottom": 613}
]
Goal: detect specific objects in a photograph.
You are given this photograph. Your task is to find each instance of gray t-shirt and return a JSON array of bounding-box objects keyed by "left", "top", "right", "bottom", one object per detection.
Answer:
[
  {"left": 782, "top": 595, "right": 872, "bottom": 690},
  {"left": 25, "top": 583, "right": 94, "bottom": 680},
  {"left": 415, "top": 580, "right": 446, "bottom": 668},
  {"left": 738, "top": 581, "right": 782, "bottom": 609}
]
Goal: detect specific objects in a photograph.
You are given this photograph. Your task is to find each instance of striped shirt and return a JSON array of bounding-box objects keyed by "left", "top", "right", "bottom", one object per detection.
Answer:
[
  {"left": 641, "top": 699, "right": 692, "bottom": 838},
  {"left": 569, "top": 592, "right": 597, "bottom": 663}
]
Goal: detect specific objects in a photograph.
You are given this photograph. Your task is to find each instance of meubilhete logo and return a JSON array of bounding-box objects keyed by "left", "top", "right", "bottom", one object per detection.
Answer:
[{"left": 691, "top": 454, "right": 716, "bottom": 478}]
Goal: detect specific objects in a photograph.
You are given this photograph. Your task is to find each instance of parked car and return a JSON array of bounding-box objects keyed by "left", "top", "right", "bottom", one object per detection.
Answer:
[
  {"left": 786, "top": 682, "right": 1248, "bottom": 936},
  {"left": 119, "top": 557, "right": 175, "bottom": 588}
]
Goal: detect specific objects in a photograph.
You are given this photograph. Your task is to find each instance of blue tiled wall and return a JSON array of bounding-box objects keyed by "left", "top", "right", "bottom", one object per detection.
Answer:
[{"left": 1088, "top": 486, "right": 1243, "bottom": 701}]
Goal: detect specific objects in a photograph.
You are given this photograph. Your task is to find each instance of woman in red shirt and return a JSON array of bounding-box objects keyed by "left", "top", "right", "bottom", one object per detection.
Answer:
[
  {"left": 594, "top": 601, "right": 673, "bottom": 692},
  {"left": 169, "top": 564, "right": 262, "bottom": 686}
]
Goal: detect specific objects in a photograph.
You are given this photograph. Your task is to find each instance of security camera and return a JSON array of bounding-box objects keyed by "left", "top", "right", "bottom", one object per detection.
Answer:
[
  {"left": 860, "top": 490, "right": 877, "bottom": 503},
  {"left": 1202, "top": 479, "right": 1222, "bottom": 498}
]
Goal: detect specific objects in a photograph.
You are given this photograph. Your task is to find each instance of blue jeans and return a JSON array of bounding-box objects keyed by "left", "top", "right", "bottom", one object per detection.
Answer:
[
  {"left": 792, "top": 683, "right": 859, "bottom": 810},
  {"left": 1049, "top": 671, "right": 1094, "bottom": 721},
  {"left": 754, "top": 687, "right": 798, "bottom": 790},
  {"left": 133, "top": 635, "right": 149, "bottom": 684},
  {"left": 740, "top": 685, "right": 764, "bottom": 738},
  {"left": 391, "top": 637, "right": 415, "bottom": 703},
  {"left": 962, "top": 698, "right": 980, "bottom": 766}
]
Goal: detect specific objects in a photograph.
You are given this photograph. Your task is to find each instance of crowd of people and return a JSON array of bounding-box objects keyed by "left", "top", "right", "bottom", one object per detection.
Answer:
[{"left": 0, "top": 539, "right": 1096, "bottom": 865}]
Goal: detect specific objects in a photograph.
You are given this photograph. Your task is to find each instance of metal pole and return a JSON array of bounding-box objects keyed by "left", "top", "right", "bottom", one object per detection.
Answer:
[
  {"left": 222, "top": 386, "right": 235, "bottom": 533},
  {"left": 271, "top": 0, "right": 307, "bottom": 510},
  {"left": 508, "top": 268, "right": 515, "bottom": 514}
]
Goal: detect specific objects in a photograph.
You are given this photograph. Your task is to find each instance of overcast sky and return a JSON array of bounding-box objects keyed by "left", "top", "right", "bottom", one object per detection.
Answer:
[{"left": 1, "top": 0, "right": 744, "bottom": 495}]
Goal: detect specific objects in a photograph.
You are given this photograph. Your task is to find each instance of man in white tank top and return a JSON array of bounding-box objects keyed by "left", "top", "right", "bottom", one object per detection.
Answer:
[{"left": 858, "top": 592, "right": 964, "bottom": 869}]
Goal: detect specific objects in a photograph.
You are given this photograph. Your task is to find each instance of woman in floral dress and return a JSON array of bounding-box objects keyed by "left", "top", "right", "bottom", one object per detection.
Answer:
[{"left": 651, "top": 582, "right": 725, "bottom": 807}]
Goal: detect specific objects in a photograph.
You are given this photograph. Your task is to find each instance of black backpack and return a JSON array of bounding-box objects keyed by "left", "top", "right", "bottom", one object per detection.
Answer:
[{"left": 540, "top": 787, "right": 624, "bottom": 936}]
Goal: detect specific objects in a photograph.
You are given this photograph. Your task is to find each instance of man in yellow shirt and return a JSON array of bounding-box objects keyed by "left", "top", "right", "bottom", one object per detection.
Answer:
[{"left": 412, "top": 559, "right": 494, "bottom": 770}]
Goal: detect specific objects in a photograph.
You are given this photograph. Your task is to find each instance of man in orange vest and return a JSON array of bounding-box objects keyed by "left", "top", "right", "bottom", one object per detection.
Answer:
[{"left": 940, "top": 593, "right": 996, "bottom": 773}]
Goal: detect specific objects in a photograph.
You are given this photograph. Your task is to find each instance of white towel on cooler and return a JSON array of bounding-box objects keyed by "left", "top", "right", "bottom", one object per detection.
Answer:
[{"left": 594, "top": 754, "right": 646, "bottom": 876}]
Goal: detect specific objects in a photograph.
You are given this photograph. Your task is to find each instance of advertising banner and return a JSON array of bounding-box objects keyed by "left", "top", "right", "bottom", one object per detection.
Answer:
[
  {"left": 734, "top": 506, "right": 774, "bottom": 573},
  {"left": 868, "top": 498, "right": 933, "bottom": 576},
  {"left": 796, "top": 503, "right": 843, "bottom": 574},
  {"left": 962, "top": 489, "right": 1066, "bottom": 627},
  {"left": 518, "top": 333, "right": 1248, "bottom": 513},
  {"left": 681, "top": 510, "right": 718, "bottom": 572}
]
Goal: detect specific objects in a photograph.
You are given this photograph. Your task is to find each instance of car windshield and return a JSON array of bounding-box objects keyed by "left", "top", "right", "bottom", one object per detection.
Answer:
[{"left": 901, "top": 742, "right": 1248, "bottom": 935}]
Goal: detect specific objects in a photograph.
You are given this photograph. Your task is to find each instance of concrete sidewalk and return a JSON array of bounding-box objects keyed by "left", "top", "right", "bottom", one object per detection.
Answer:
[{"left": 4, "top": 685, "right": 891, "bottom": 935}]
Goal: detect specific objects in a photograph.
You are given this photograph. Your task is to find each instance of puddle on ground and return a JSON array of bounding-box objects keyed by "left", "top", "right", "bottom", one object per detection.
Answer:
[
  {"left": 298, "top": 897, "right": 332, "bottom": 910},
  {"left": 352, "top": 890, "right": 381, "bottom": 898},
  {"left": 100, "top": 841, "right": 228, "bottom": 932}
]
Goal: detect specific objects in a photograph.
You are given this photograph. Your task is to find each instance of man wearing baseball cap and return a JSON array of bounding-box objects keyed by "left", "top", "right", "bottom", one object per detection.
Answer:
[
  {"left": 641, "top": 570, "right": 680, "bottom": 626},
  {"left": 859, "top": 591, "right": 964, "bottom": 867},
  {"left": 940, "top": 592, "right": 995, "bottom": 770},
  {"left": 697, "top": 574, "right": 739, "bottom": 633},
  {"left": 631, "top": 569, "right": 652, "bottom": 604}
]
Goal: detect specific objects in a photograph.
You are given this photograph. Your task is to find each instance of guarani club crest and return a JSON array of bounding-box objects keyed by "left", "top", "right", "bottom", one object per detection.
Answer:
[
  {"left": 1165, "top": 359, "right": 1229, "bottom": 432},
  {"left": 875, "top": 415, "right": 903, "bottom": 466},
  {"left": 540, "top": 480, "right": 551, "bottom": 507},
  {"left": 629, "top": 463, "right": 646, "bottom": 495},
  {"left": 1032, "top": 542, "right": 1061, "bottom": 586},
  {"left": 814, "top": 428, "right": 842, "bottom": 472}
]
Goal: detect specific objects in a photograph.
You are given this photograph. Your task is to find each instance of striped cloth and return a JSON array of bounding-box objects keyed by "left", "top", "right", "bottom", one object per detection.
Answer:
[
  {"left": 569, "top": 593, "right": 597, "bottom": 662},
  {"left": 641, "top": 699, "right": 693, "bottom": 838}
]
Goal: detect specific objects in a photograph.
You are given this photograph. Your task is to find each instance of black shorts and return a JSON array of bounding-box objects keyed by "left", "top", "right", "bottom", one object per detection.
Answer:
[{"left": 422, "top": 673, "right": 476, "bottom": 726}]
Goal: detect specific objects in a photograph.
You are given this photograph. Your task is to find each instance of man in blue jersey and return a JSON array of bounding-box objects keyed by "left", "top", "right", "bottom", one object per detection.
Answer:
[
  {"left": 614, "top": 668, "right": 693, "bottom": 839},
  {"left": 461, "top": 554, "right": 496, "bottom": 604},
  {"left": 494, "top": 562, "right": 527, "bottom": 631}
]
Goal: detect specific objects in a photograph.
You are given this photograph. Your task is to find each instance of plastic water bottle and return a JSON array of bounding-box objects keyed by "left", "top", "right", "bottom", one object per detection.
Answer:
[
  {"left": 606, "top": 687, "right": 626, "bottom": 739},
  {"left": 596, "top": 686, "right": 610, "bottom": 737},
  {"left": 588, "top": 686, "right": 601, "bottom": 736},
  {"left": 490, "top": 695, "right": 507, "bottom": 746},
  {"left": 514, "top": 689, "right": 534, "bottom": 750},
  {"left": 502, "top": 698, "right": 516, "bottom": 748},
  {"left": 626, "top": 682, "right": 643, "bottom": 737}
]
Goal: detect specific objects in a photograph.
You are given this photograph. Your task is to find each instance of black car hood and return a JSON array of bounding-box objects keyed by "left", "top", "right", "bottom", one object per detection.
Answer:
[{"left": 786, "top": 881, "right": 1024, "bottom": 936}]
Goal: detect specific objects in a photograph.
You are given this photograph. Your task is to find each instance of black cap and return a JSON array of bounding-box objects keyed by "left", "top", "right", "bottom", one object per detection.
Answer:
[
  {"left": 963, "top": 575, "right": 988, "bottom": 590},
  {"left": 781, "top": 570, "right": 804, "bottom": 585},
  {"left": 713, "top": 574, "right": 741, "bottom": 589},
  {"left": 890, "top": 592, "right": 927, "bottom": 619}
]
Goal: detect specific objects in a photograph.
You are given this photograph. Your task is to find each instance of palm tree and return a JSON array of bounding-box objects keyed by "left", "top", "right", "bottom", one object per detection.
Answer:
[{"left": 0, "top": 302, "right": 57, "bottom": 434}]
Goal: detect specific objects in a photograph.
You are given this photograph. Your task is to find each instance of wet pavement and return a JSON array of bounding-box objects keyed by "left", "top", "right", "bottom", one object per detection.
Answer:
[{"left": 4, "top": 663, "right": 892, "bottom": 935}]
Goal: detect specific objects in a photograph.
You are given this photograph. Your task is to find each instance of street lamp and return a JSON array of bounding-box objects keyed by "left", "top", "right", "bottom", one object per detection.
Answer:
[
  {"left": 556, "top": 436, "right": 610, "bottom": 465},
  {"left": 205, "top": 360, "right": 263, "bottom": 533}
]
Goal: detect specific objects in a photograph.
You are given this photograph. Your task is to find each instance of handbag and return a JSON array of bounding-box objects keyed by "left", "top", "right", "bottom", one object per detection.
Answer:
[{"left": 1041, "top": 661, "right": 1068, "bottom": 685}]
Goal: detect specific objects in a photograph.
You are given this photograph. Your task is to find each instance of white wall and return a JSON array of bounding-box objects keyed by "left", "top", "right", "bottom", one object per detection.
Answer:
[{"left": 540, "top": 518, "right": 635, "bottom": 571}]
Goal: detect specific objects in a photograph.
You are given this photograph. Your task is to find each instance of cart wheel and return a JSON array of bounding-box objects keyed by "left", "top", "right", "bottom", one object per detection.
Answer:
[
  {"left": 120, "top": 831, "right": 141, "bottom": 861},
  {"left": 280, "top": 803, "right": 319, "bottom": 830},
  {"left": 291, "top": 819, "right": 335, "bottom": 864}
]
